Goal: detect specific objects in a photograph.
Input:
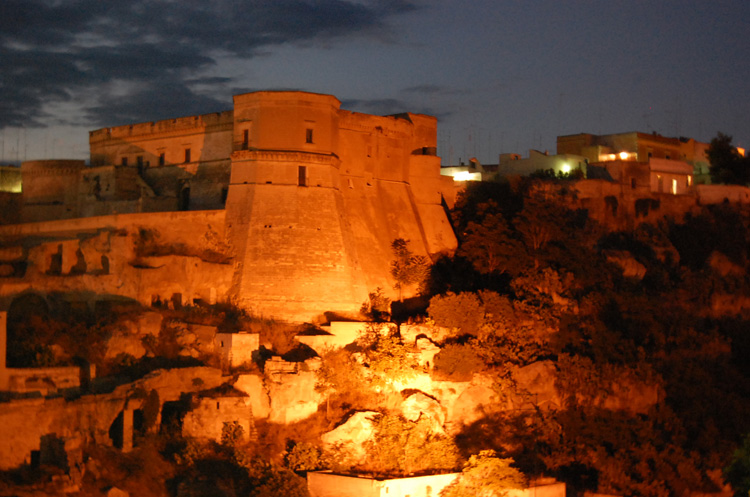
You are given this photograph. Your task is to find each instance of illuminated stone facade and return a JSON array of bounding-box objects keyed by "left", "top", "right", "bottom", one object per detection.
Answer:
[{"left": 0, "top": 91, "right": 457, "bottom": 321}]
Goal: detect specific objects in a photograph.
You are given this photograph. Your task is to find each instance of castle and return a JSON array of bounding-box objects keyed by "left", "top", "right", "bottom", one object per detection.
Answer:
[{"left": 0, "top": 91, "right": 457, "bottom": 321}]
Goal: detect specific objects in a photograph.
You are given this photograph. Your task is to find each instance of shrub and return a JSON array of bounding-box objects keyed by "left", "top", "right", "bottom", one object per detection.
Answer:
[
  {"left": 433, "top": 343, "right": 486, "bottom": 381},
  {"left": 427, "top": 292, "right": 484, "bottom": 337},
  {"left": 440, "top": 450, "right": 526, "bottom": 497},
  {"left": 364, "top": 414, "right": 460, "bottom": 476}
]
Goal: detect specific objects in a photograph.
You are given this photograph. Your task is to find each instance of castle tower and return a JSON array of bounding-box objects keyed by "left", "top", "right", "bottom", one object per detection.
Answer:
[{"left": 225, "top": 92, "right": 369, "bottom": 320}]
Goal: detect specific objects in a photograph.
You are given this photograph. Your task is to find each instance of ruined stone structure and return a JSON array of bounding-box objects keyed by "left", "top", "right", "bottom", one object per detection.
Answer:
[{"left": 0, "top": 91, "right": 457, "bottom": 321}]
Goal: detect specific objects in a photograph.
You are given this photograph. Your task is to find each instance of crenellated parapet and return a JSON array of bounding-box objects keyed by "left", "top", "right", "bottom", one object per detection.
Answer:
[{"left": 89, "top": 111, "right": 234, "bottom": 144}]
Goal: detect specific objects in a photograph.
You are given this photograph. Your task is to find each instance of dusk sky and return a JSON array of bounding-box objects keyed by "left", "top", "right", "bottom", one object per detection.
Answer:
[{"left": 1, "top": 0, "right": 748, "bottom": 166}]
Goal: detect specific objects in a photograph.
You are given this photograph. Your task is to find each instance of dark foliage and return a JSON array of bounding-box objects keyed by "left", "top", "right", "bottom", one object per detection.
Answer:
[
  {"left": 708, "top": 132, "right": 750, "bottom": 185},
  {"left": 443, "top": 178, "right": 750, "bottom": 496}
]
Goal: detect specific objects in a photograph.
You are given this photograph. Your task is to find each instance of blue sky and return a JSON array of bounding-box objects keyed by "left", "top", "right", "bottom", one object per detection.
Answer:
[{"left": 1, "top": 0, "right": 748, "bottom": 165}]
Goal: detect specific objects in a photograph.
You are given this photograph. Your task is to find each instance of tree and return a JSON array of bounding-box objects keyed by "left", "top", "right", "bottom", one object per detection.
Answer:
[
  {"left": 315, "top": 347, "right": 368, "bottom": 418},
  {"left": 364, "top": 414, "right": 460, "bottom": 475},
  {"left": 708, "top": 132, "right": 749, "bottom": 185},
  {"left": 457, "top": 202, "right": 521, "bottom": 275},
  {"left": 427, "top": 292, "right": 485, "bottom": 337},
  {"left": 724, "top": 433, "right": 750, "bottom": 497},
  {"left": 440, "top": 450, "right": 527, "bottom": 497},
  {"left": 358, "top": 326, "right": 419, "bottom": 388},
  {"left": 390, "top": 238, "right": 430, "bottom": 301},
  {"left": 360, "top": 287, "right": 391, "bottom": 321}
]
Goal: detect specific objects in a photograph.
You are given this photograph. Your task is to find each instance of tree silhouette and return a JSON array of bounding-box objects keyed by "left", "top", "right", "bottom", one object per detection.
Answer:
[
  {"left": 708, "top": 132, "right": 749, "bottom": 185},
  {"left": 390, "top": 238, "right": 429, "bottom": 301}
]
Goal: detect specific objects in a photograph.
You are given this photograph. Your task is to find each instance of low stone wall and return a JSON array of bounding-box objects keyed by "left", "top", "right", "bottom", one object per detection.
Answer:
[
  {"left": 697, "top": 184, "right": 750, "bottom": 205},
  {"left": 0, "top": 366, "right": 81, "bottom": 394},
  {"left": 307, "top": 472, "right": 565, "bottom": 497}
]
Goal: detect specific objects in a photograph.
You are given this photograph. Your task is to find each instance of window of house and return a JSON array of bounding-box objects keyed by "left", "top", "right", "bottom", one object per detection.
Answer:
[
  {"left": 671, "top": 178, "right": 677, "bottom": 194},
  {"left": 184, "top": 148, "right": 191, "bottom": 163},
  {"left": 159, "top": 153, "right": 165, "bottom": 166},
  {"left": 298, "top": 166, "right": 307, "bottom": 186},
  {"left": 137, "top": 155, "right": 143, "bottom": 167},
  {"left": 305, "top": 128, "right": 313, "bottom": 144},
  {"left": 121, "top": 157, "right": 128, "bottom": 166}
]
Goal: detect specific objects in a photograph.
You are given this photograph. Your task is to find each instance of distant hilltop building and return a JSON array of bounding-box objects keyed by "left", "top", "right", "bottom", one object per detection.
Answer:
[
  {"left": 558, "top": 131, "right": 712, "bottom": 184},
  {"left": 441, "top": 131, "right": 712, "bottom": 191},
  {"left": 0, "top": 91, "right": 457, "bottom": 321}
]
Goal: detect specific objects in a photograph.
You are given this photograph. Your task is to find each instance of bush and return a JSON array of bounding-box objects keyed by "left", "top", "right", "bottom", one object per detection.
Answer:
[
  {"left": 427, "top": 292, "right": 484, "bottom": 337},
  {"left": 440, "top": 450, "right": 526, "bottom": 497},
  {"left": 433, "top": 343, "right": 486, "bottom": 381},
  {"left": 364, "top": 414, "right": 460, "bottom": 476}
]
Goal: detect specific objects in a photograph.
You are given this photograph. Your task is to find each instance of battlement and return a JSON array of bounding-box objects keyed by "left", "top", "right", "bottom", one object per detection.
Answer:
[{"left": 89, "top": 110, "right": 234, "bottom": 143}]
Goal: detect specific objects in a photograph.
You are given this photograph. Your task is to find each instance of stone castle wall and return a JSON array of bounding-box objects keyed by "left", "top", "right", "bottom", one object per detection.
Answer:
[{"left": 2, "top": 91, "right": 458, "bottom": 321}]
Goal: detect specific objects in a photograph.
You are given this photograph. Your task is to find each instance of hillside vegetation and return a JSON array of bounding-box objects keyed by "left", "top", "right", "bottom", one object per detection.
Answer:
[{"left": 419, "top": 178, "right": 750, "bottom": 496}]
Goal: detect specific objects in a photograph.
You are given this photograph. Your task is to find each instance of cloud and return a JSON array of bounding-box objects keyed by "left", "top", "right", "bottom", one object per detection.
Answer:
[
  {"left": 342, "top": 97, "right": 451, "bottom": 120},
  {"left": 401, "top": 84, "right": 469, "bottom": 96},
  {"left": 0, "top": 0, "right": 418, "bottom": 129}
]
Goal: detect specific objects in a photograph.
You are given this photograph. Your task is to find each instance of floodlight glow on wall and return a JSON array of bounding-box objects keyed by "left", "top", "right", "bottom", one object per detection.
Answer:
[{"left": 453, "top": 171, "right": 481, "bottom": 181}]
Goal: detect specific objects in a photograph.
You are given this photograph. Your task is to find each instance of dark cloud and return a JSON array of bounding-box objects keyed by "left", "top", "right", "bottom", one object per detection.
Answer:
[
  {"left": 85, "top": 85, "right": 229, "bottom": 127},
  {"left": 342, "top": 97, "right": 451, "bottom": 120},
  {"left": 0, "top": 0, "right": 418, "bottom": 129},
  {"left": 401, "top": 84, "right": 469, "bottom": 96},
  {"left": 342, "top": 98, "right": 410, "bottom": 115}
]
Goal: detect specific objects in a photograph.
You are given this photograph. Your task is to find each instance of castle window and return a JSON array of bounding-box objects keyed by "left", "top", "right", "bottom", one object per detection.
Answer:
[
  {"left": 121, "top": 157, "right": 128, "bottom": 167},
  {"left": 298, "top": 166, "right": 307, "bottom": 187},
  {"left": 631, "top": 178, "right": 636, "bottom": 189},
  {"left": 137, "top": 155, "right": 143, "bottom": 167},
  {"left": 184, "top": 148, "right": 191, "bottom": 163},
  {"left": 242, "top": 129, "right": 249, "bottom": 150},
  {"left": 305, "top": 128, "right": 313, "bottom": 144},
  {"left": 159, "top": 153, "right": 165, "bottom": 166}
]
